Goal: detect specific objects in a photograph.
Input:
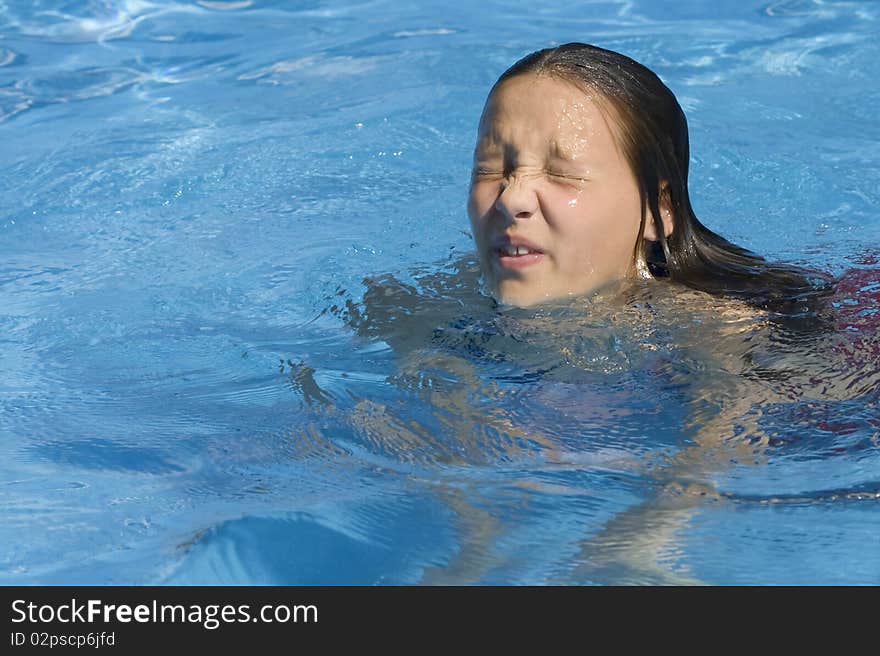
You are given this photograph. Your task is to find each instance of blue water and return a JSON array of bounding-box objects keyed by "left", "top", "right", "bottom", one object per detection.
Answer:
[{"left": 2, "top": 0, "right": 879, "bottom": 585}]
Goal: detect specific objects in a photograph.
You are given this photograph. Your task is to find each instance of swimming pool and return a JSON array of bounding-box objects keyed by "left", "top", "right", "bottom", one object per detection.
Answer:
[{"left": 1, "top": 0, "right": 878, "bottom": 584}]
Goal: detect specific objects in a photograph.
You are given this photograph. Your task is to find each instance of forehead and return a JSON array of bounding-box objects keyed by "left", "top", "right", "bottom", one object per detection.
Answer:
[{"left": 477, "top": 73, "right": 622, "bottom": 159}]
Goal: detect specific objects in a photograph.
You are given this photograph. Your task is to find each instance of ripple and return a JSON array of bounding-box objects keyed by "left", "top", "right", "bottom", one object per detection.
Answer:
[
  {"left": 238, "top": 54, "right": 386, "bottom": 84},
  {"left": 753, "top": 32, "right": 868, "bottom": 76},
  {"left": 18, "top": 66, "right": 147, "bottom": 104},
  {"left": 29, "top": 438, "right": 187, "bottom": 475},
  {"left": 765, "top": 0, "right": 836, "bottom": 18},
  {"left": 392, "top": 28, "right": 456, "bottom": 38},
  {"left": 764, "top": 0, "right": 878, "bottom": 20},
  {"left": 0, "top": 89, "right": 32, "bottom": 123},
  {"left": 0, "top": 479, "right": 88, "bottom": 493},
  {"left": 723, "top": 480, "right": 880, "bottom": 506},
  {"left": 0, "top": 264, "right": 74, "bottom": 292},
  {"left": 197, "top": 1, "right": 254, "bottom": 9},
  {"left": 0, "top": 48, "right": 17, "bottom": 67},
  {"left": 2, "top": 2, "right": 201, "bottom": 43},
  {"left": 165, "top": 501, "right": 450, "bottom": 585}
]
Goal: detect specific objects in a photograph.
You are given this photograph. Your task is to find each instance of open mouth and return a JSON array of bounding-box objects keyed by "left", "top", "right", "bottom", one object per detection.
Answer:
[
  {"left": 495, "top": 243, "right": 545, "bottom": 269},
  {"left": 497, "top": 244, "right": 542, "bottom": 257}
]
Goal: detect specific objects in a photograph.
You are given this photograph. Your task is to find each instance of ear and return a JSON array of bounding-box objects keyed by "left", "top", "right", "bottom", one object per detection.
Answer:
[{"left": 642, "top": 182, "right": 674, "bottom": 241}]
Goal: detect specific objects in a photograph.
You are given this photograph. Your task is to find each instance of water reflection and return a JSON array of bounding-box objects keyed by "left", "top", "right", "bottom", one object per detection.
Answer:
[{"left": 276, "top": 254, "right": 879, "bottom": 584}]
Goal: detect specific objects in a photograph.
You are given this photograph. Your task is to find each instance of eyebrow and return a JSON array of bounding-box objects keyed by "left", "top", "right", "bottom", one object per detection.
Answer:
[
  {"left": 474, "top": 140, "right": 517, "bottom": 164},
  {"left": 474, "top": 133, "right": 503, "bottom": 155},
  {"left": 473, "top": 137, "right": 593, "bottom": 168}
]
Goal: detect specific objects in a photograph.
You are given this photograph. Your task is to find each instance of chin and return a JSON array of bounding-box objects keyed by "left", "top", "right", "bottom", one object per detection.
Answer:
[
  {"left": 493, "top": 278, "right": 618, "bottom": 308},
  {"left": 493, "top": 281, "right": 553, "bottom": 308}
]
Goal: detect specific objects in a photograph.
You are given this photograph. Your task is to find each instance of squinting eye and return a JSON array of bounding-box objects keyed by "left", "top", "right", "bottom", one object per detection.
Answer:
[
  {"left": 472, "top": 167, "right": 502, "bottom": 179},
  {"left": 546, "top": 170, "right": 588, "bottom": 185}
]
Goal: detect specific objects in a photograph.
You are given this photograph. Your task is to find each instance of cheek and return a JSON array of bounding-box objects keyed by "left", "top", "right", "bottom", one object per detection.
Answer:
[
  {"left": 546, "top": 188, "right": 640, "bottom": 269},
  {"left": 466, "top": 187, "right": 481, "bottom": 223},
  {"left": 542, "top": 186, "right": 595, "bottom": 238},
  {"left": 558, "top": 218, "right": 603, "bottom": 269},
  {"left": 467, "top": 184, "right": 497, "bottom": 228}
]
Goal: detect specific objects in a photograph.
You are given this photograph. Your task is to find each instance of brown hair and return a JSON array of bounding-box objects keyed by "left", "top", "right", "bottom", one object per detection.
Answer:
[{"left": 490, "top": 43, "right": 831, "bottom": 317}]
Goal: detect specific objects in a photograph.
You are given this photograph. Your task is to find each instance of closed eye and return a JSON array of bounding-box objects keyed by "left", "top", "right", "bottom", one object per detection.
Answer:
[
  {"left": 472, "top": 167, "right": 503, "bottom": 179},
  {"left": 546, "top": 170, "right": 589, "bottom": 182}
]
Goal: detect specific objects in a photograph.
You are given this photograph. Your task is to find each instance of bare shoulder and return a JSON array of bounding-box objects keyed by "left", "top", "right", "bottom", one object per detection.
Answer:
[{"left": 619, "top": 279, "right": 871, "bottom": 401}]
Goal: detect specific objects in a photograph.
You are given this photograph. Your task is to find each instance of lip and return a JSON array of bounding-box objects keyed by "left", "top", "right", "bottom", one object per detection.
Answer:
[{"left": 491, "top": 234, "right": 546, "bottom": 270}]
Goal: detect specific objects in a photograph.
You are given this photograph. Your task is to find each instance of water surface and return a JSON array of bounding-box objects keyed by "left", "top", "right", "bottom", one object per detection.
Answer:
[{"left": 1, "top": 0, "right": 879, "bottom": 584}]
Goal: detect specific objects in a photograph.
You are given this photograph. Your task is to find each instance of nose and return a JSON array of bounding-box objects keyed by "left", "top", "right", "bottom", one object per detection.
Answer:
[{"left": 495, "top": 174, "right": 539, "bottom": 222}]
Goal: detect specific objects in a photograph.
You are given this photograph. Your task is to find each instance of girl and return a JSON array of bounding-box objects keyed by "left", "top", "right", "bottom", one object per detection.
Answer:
[
  {"left": 317, "top": 43, "right": 878, "bottom": 583},
  {"left": 467, "top": 42, "right": 831, "bottom": 316}
]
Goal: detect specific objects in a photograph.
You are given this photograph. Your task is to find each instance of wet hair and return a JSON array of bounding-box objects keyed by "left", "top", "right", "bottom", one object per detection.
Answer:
[{"left": 488, "top": 42, "right": 832, "bottom": 318}]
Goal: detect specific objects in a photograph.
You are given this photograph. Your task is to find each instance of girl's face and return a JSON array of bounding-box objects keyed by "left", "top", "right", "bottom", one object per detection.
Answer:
[{"left": 467, "top": 73, "right": 656, "bottom": 307}]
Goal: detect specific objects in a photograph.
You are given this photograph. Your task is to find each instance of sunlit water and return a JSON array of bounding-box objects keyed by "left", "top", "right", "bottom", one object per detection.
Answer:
[{"left": 1, "top": 0, "right": 879, "bottom": 585}]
